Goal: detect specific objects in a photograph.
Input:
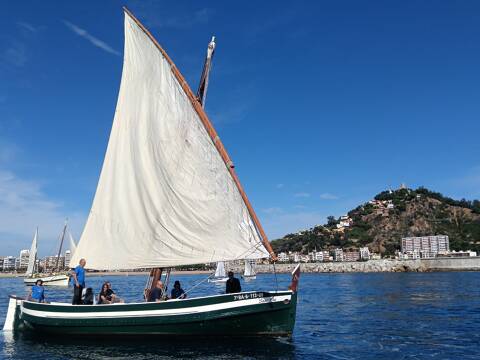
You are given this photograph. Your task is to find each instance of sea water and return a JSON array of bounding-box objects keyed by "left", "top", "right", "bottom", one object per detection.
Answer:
[{"left": 1, "top": 272, "right": 479, "bottom": 359}]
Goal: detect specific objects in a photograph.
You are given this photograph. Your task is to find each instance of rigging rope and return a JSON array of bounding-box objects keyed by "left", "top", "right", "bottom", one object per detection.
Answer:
[
  {"left": 182, "top": 271, "right": 216, "bottom": 297},
  {"left": 273, "top": 261, "right": 279, "bottom": 292}
]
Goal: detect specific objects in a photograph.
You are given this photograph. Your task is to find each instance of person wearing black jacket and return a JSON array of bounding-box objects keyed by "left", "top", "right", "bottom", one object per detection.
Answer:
[{"left": 226, "top": 271, "right": 241, "bottom": 294}]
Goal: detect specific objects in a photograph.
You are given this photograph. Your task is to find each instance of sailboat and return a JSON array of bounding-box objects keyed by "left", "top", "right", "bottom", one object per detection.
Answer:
[
  {"left": 68, "top": 231, "right": 77, "bottom": 256},
  {"left": 4, "top": 8, "right": 300, "bottom": 337},
  {"left": 23, "top": 225, "right": 70, "bottom": 287},
  {"left": 242, "top": 259, "right": 257, "bottom": 281},
  {"left": 208, "top": 261, "right": 229, "bottom": 283}
]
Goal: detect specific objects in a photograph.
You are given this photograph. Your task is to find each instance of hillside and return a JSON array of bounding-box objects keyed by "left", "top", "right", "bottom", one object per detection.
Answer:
[{"left": 271, "top": 187, "right": 480, "bottom": 255}]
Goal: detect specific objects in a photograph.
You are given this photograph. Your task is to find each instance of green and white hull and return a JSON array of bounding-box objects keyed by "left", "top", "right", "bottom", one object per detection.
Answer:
[{"left": 6, "top": 290, "right": 297, "bottom": 337}]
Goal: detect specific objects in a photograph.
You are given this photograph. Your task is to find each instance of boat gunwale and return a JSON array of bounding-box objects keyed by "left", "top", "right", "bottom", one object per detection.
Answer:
[{"left": 21, "top": 290, "right": 294, "bottom": 312}]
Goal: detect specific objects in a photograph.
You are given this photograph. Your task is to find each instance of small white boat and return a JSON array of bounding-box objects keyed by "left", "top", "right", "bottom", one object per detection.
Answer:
[
  {"left": 23, "top": 274, "right": 69, "bottom": 287},
  {"left": 24, "top": 224, "right": 70, "bottom": 287},
  {"left": 242, "top": 259, "right": 257, "bottom": 281},
  {"left": 208, "top": 261, "right": 229, "bottom": 283}
]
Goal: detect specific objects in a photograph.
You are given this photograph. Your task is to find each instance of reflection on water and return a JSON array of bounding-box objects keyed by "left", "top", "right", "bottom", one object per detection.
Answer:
[
  {"left": 3, "top": 332, "right": 296, "bottom": 360},
  {"left": 1, "top": 272, "right": 480, "bottom": 359}
]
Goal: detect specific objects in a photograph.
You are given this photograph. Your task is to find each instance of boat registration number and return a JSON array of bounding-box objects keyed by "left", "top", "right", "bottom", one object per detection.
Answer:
[{"left": 233, "top": 293, "right": 264, "bottom": 301}]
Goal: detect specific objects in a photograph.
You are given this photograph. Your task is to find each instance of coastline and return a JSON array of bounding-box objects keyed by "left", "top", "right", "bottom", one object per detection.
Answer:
[
  {"left": 0, "top": 270, "right": 212, "bottom": 279},
  {"left": 2, "top": 257, "right": 480, "bottom": 278},
  {"left": 249, "top": 257, "right": 480, "bottom": 273}
]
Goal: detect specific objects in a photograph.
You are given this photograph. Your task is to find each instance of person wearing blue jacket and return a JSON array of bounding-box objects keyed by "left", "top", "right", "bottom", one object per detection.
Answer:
[{"left": 29, "top": 279, "right": 45, "bottom": 302}]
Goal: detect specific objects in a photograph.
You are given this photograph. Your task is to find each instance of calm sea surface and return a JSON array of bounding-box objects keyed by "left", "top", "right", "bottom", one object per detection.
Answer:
[{"left": 0, "top": 272, "right": 479, "bottom": 359}]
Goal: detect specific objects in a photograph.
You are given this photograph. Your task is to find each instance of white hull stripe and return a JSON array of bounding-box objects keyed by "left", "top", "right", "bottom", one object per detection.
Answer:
[{"left": 21, "top": 295, "right": 292, "bottom": 320}]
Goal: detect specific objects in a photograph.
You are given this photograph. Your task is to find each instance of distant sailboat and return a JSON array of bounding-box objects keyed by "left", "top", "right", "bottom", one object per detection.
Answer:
[
  {"left": 25, "top": 228, "right": 38, "bottom": 278},
  {"left": 68, "top": 231, "right": 77, "bottom": 258},
  {"left": 242, "top": 259, "right": 257, "bottom": 281},
  {"left": 23, "top": 223, "right": 70, "bottom": 287},
  {"left": 208, "top": 261, "right": 229, "bottom": 283}
]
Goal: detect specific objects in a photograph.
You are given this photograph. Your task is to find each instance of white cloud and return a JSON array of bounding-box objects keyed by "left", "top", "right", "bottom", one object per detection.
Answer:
[
  {"left": 276, "top": 183, "right": 284, "bottom": 189},
  {"left": 1, "top": 40, "right": 27, "bottom": 67},
  {"left": 0, "top": 170, "right": 86, "bottom": 256},
  {"left": 294, "top": 205, "right": 306, "bottom": 209},
  {"left": 262, "top": 207, "right": 283, "bottom": 215},
  {"left": 63, "top": 20, "right": 120, "bottom": 56},
  {"left": 294, "top": 192, "right": 310, "bottom": 198},
  {"left": 320, "top": 193, "right": 339, "bottom": 200},
  {"left": 16, "top": 21, "right": 38, "bottom": 33}
]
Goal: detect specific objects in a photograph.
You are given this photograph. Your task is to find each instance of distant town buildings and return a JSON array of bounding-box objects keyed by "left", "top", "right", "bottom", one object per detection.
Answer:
[
  {"left": 401, "top": 235, "right": 450, "bottom": 259},
  {"left": 0, "top": 251, "right": 75, "bottom": 273},
  {"left": 359, "top": 247, "right": 370, "bottom": 260},
  {"left": 334, "top": 248, "right": 344, "bottom": 262},
  {"left": 65, "top": 250, "right": 72, "bottom": 268},
  {"left": 2, "top": 256, "right": 16, "bottom": 271},
  {"left": 19, "top": 249, "right": 30, "bottom": 270},
  {"left": 41, "top": 255, "right": 65, "bottom": 272},
  {"left": 343, "top": 250, "right": 359, "bottom": 262}
]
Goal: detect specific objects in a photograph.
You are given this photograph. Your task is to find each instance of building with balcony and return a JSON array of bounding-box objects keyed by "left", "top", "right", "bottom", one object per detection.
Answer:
[
  {"left": 19, "top": 249, "right": 30, "bottom": 270},
  {"left": 401, "top": 235, "right": 449, "bottom": 259},
  {"left": 359, "top": 247, "right": 370, "bottom": 260},
  {"left": 344, "top": 251, "right": 360, "bottom": 262},
  {"left": 2, "top": 256, "right": 16, "bottom": 271},
  {"left": 334, "top": 248, "right": 344, "bottom": 262}
]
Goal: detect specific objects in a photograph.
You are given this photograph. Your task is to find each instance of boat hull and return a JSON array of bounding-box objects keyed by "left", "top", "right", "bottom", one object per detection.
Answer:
[
  {"left": 18, "top": 291, "right": 297, "bottom": 337},
  {"left": 24, "top": 274, "right": 69, "bottom": 287}
]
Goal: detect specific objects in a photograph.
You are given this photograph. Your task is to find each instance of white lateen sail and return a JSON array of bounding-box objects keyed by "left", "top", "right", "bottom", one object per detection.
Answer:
[
  {"left": 68, "top": 231, "right": 77, "bottom": 256},
  {"left": 71, "top": 12, "right": 269, "bottom": 270},
  {"left": 214, "top": 261, "right": 226, "bottom": 278},
  {"left": 25, "top": 228, "right": 38, "bottom": 277},
  {"left": 244, "top": 260, "right": 255, "bottom": 277}
]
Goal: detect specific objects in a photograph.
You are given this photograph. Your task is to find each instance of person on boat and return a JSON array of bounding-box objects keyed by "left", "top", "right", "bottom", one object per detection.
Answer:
[
  {"left": 98, "top": 283, "right": 113, "bottom": 304},
  {"left": 148, "top": 280, "right": 165, "bottom": 302},
  {"left": 170, "top": 280, "right": 186, "bottom": 299},
  {"left": 226, "top": 271, "right": 241, "bottom": 294},
  {"left": 28, "top": 279, "right": 45, "bottom": 303},
  {"left": 71, "top": 258, "right": 86, "bottom": 305},
  {"left": 82, "top": 287, "right": 95, "bottom": 305},
  {"left": 106, "top": 281, "right": 124, "bottom": 303}
]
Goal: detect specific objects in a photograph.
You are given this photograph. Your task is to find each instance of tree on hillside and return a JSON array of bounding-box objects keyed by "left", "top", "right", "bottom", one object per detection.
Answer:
[{"left": 327, "top": 216, "right": 337, "bottom": 227}]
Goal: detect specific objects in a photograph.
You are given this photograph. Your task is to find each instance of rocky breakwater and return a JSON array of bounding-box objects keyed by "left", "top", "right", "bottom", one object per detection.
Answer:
[{"left": 242, "top": 257, "right": 480, "bottom": 274}]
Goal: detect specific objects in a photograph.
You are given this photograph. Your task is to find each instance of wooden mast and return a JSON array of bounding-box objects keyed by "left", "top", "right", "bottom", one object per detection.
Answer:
[
  {"left": 54, "top": 220, "right": 67, "bottom": 273},
  {"left": 196, "top": 36, "right": 216, "bottom": 107},
  {"left": 123, "top": 7, "right": 277, "bottom": 260}
]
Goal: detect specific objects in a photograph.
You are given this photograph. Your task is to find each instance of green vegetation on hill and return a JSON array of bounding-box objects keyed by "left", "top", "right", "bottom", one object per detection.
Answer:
[{"left": 271, "top": 187, "right": 480, "bottom": 256}]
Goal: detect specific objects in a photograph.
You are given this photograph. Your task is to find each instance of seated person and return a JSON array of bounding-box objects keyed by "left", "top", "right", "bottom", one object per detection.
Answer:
[
  {"left": 29, "top": 279, "right": 45, "bottom": 303},
  {"left": 148, "top": 280, "right": 164, "bottom": 302},
  {"left": 82, "top": 287, "right": 95, "bottom": 305},
  {"left": 98, "top": 282, "right": 113, "bottom": 304},
  {"left": 170, "top": 280, "right": 186, "bottom": 299},
  {"left": 106, "top": 281, "right": 124, "bottom": 303}
]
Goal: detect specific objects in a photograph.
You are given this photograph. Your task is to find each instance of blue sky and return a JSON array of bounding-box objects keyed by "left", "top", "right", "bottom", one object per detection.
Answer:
[{"left": 0, "top": 1, "right": 479, "bottom": 255}]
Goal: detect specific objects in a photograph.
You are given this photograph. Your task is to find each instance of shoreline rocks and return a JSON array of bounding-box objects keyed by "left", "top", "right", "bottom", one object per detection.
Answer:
[{"left": 232, "top": 257, "right": 480, "bottom": 274}]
